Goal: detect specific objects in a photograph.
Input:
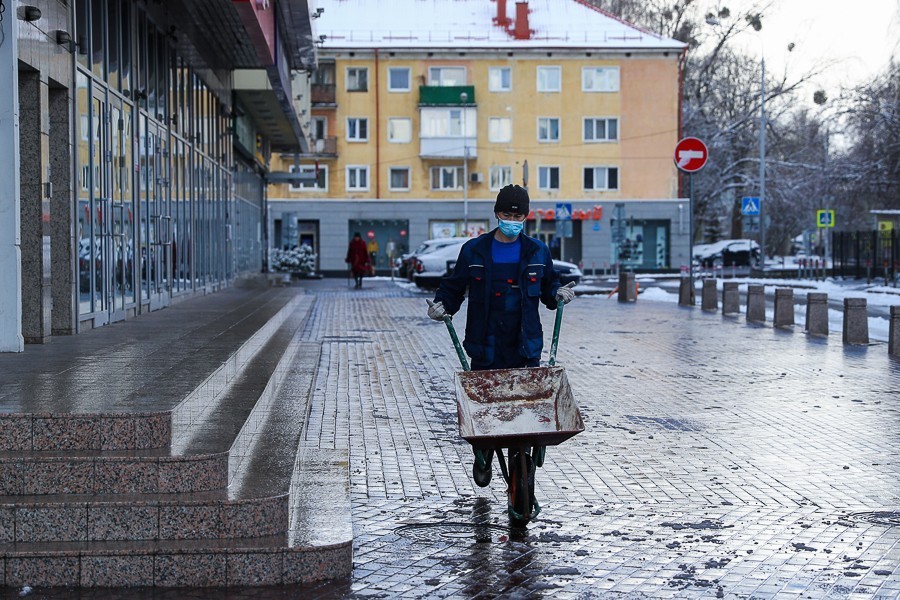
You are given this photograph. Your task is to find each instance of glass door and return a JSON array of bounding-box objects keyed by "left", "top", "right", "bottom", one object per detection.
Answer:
[
  {"left": 147, "top": 124, "right": 172, "bottom": 307},
  {"left": 90, "top": 87, "right": 110, "bottom": 323}
]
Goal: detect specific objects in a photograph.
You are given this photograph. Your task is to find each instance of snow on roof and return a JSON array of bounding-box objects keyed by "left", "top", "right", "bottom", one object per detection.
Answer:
[{"left": 315, "top": 0, "right": 686, "bottom": 51}]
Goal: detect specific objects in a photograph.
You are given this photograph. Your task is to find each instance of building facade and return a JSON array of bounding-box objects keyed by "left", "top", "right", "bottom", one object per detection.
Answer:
[
  {"left": 0, "top": 0, "right": 316, "bottom": 351},
  {"left": 267, "top": 0, "right": 687, "bottom": 276}
]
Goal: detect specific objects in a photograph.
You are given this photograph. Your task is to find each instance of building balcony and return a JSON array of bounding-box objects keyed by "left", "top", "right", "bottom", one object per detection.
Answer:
[
  {"left": 419, "top": 137, "right": 478, "bottom": 159},
  {"left": 311, "top": 83, "right": 336, "bottom": 106},
  {"left": 291, "top": 136, "right": 338, "bottom": 159},
  {"left": 418, "top": 85, "right": 475, "bottom": 106}
]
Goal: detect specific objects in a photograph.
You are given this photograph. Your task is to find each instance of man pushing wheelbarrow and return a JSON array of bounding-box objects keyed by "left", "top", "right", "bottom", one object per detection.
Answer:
[{"left": 427, "top": 185, "right": 583, "bottom": 523}]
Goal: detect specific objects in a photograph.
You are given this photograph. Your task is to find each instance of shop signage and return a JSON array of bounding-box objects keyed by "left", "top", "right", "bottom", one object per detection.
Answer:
[{"left": 528, "top": 205, "right": 603, "bottom": 221}]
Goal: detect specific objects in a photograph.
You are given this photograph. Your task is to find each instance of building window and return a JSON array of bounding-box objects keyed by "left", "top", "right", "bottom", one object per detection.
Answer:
[
  {"left": 428, "top": 66, "right": 466, "bottom": 86},
  {"left": 583, "top": 166, "right": 619, "bottom": 190},
  {"left": 583, "top": 118, "right": 619, "bottom": 142},
  {"left": 488, "top": 117, "right": 512, "bottom": 143},
  {"left": 347, "top": 117, "right": 369, "bottom": 142},
  {"left": 346, "top": 165, "right": 370, "bottom": 191},
  {"left": 420, "top": 108, "right": 470, "bottom": 137},
  {"left": 389, "top": 167, "right": 411, "bottom": 191},
  {"left": 489, "top": 166, "right": 512, "bottom": 190},
  {"left": 538, "top": 166, "right": 560, "bottom": 190},
  {"left": 346, "top": 67, "right": 368, "bottom": 92},
  {"left": 289, "top": 164, "right": 328, "bottom": 192},
  {"left": 538, "top": 117, "right": 560, "bottom": 142},
  {"left": 489, "top": 67, "right": 512, "bottom": 92},
  {"left": 582, "top": 66, "right": 620, "bottom": 92},
  {"left": 537, "top": 66, "right": 561, "bottom": 92},
  {"left": 388, "top": 67, "right": 411, "bottom": 92},
  {"left": 388, "top": 118, "right": 412, "bottom": 143},
  {"left": 430, "top": 166, "right": 464, "bottom": 190}
]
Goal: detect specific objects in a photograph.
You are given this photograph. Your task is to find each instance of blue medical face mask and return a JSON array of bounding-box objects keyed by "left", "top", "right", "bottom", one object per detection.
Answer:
[{"left": 498, "top": 218, "right": 524, "bottom": 238}]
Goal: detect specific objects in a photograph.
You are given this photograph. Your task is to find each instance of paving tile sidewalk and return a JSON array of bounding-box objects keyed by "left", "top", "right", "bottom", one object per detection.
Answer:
[
  {"left": 3, "top": 278, "right": 899, "bottom": 599},
  {"left": 293, "top": 279, "right": 900, "bottom": 599}
]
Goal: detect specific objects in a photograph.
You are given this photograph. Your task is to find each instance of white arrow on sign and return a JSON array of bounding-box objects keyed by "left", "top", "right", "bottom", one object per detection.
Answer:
[{"left": 677, "top": 150, "right": 705, "bottom": 168}]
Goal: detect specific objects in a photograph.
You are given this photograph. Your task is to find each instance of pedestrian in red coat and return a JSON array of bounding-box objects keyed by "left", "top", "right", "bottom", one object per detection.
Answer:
[{"left": 345, "top": 232, "right": 371, "bottom": 289}]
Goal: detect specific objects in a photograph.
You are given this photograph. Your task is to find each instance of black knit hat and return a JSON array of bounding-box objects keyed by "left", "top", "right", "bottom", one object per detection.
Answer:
[{"left": 493, "top": 185, "right": 530, "bottom": 215}]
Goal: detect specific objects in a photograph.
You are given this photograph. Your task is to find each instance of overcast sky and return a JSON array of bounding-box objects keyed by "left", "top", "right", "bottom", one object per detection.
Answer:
[{"left": 723, "top": 0, "right": 899, "bottom": 95}]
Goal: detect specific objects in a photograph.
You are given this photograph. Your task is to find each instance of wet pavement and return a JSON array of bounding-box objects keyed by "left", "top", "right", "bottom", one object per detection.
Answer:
[{"left": 6, "top": 278, "right": 900, "bottom": 599}]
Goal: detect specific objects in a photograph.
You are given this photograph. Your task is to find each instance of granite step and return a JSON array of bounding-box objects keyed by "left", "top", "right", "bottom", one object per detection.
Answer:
[
  {"left": 0, "top": 288, "right": 305, "bottom": 452},
  {"left": 0, "top": 490, "right": 289, "bottom": 543},
  {"left": 0, "top": 532, "right": 351, "bottom": 587},
  {"left": 0, "top": 297, "right": 315, "bottom": 496}
]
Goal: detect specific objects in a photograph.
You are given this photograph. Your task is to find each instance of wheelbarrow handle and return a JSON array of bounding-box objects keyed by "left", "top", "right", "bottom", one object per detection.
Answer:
[
  {"left": 428, "top": 300, "right": 470, "bottom": 371},
  {"left": 548, "top": 299, "right": 564, "bottom": 367}
]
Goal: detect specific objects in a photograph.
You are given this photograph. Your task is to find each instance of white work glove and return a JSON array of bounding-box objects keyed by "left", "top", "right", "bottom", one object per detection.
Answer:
[
  {"left": 555, "top": 281, "right": 576, "bottom": 305},
  {"left": 426, "top": 299, "right": 447, "bottom": 321}
]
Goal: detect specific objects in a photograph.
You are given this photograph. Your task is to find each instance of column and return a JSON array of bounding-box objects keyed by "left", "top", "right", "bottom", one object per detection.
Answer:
[
  {"left": 805, "top": 292, "right": 829, "bottom": 336},
  {"left": 50, "top": 86, "right": 76, "bottom": 335},
  {"left": 722, "top": 282, "right": 739, "bottom": 315},
  {"left": 19, "top": 72, "right": 51, "bottom": 343},
  {"left": 701, "top": 279, "right": 717, "bottom": 312},
  {"left": 0, "top": 12, "right": 23, "bottom": 352},
  {"left": 773, "top": 288, "right": 794, "bottom": 328}
]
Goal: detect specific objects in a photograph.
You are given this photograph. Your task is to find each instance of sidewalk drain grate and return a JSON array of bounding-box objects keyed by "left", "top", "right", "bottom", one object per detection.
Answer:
[
  {"left": 625, "top": 415, "right": 703, "bottom": 432},
  {"left": 396, "top": 522, "right": 511, "bottom": 543},
  {"left": 847, "top": 511, "right": 900, "bottom": 527}
]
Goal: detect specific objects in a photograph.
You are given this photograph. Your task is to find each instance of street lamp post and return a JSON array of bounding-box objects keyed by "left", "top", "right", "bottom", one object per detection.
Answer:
[{"left": 460, "top": 91, "right": 469, "bottom": 236}]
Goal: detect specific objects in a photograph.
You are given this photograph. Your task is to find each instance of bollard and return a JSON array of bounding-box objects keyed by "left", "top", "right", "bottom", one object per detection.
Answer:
[
  {"left": 746, "top": 285, "right": 766, "bottom": 323},
  {"left": 701, "top": 279, "right": 718, "bottom": 312},
  {"left": 773, "top": 288, "right": 794, "bottom": 328},
  {"left": 805, "top": 292, "right": 829, "bottom": 336},
  {"left": 722, "top": 282, "right": 739, "bottom": 315},
  {"left": 678, "top": 276, "right": 695, "bottom": 306},
  {"left": 618, "top": 272, "right": 636, "bottom": 303},
  {"left": 890, "top": 306, "right": 900, "bottom": 356},
  {"left": 842, "top": 298, "right": 869, "bottom": 345}
]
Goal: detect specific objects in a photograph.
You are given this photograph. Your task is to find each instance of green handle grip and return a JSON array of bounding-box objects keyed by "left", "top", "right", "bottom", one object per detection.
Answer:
[
  {"left": 443, "top": 316, "right": 470, "bottom": 372},
  {"left": 549, "top": 300, "right": 564, "bottom": 367}
]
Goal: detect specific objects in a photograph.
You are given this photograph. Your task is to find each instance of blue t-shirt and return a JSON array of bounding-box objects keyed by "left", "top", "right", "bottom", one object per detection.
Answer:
[{"left": 492, "top": 237, "right": 521, "bottom": 264}]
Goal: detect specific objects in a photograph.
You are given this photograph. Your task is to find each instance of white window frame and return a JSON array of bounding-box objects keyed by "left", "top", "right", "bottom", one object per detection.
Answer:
[
  {"left": 288, "top": 164, "right": 328, "bottom": 192},
  {"left": 388, "top": 67, "right": 411, "bottom": 92},
  {"left": 420, "top": 108, "right": 472, "bottom": 138},
  {"left": 430, "top": 166, "right": 464, "bottom": 190},
  {"left": 583, "top": 166, "right": 619, "bottom": 191},
  {"left": 582, "top": 66, "right": 620, "bottom": 92},
  {"left": 489, "top": 166, "right": 512, "bottom": 191},
  {"left": 346, "top": 67, "right": 368, "bottom": 92},
  {"left": 388, "top": 118, "right": 412, "bottom": 143},
  {"left": 537, "top": 117, "right": 560, "bottom": 142},
  {"left": 346, "top": 165, "right": 370, "bottom": 192},
  {"left": 389, "top": 166, "right": 411, "bottom": 192},
  {"left": 346, "top": 117, "right": 369, "bottom": 142},
  {"left": 488, "top": 117, "right": 512, "bottom": 143},
  {"left": 428, "top": 66, "right": 466, "bottom": 86},
  {"left": 537, "top": 66, "right": 561, "bottom": 93},
  {"left": 538, "top": 166, "right": 560, "bottom": 191},
  {"left": 488, "top": 66, "right": 512, "bottom": 92},
  {"left": 583, "top": 117, "right": 619, "bottom": 143}
]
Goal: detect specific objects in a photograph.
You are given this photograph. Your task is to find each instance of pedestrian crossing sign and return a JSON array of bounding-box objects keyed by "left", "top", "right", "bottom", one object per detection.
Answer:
[
  {"left": 741, "top": 197, "right": 760, "bottom": 216},
  {"left": 816, "top": 210, "right": 835, "bottom": 228}
]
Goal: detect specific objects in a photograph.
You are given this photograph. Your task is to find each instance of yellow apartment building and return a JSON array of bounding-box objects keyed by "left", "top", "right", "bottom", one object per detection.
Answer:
[{"left": 268, "top": 0, "right": 688, "bottom": 275}]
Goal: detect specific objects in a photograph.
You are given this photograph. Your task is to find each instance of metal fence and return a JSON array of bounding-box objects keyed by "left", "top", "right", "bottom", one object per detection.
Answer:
[{"left": 832, "top": 230, "right": 899, "bottom": 283}]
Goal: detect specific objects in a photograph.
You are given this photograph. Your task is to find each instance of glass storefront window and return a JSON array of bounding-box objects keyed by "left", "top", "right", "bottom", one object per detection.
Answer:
[
  {"left": 76, "top": 72, "right": 91, "bottom": 315},
  {"left": 147, "top": 28, "right": 157, "bottom": 116},
  {"left": 120, "top": 1, "right": 132, "bottom": 94},
  {"left": 157, "top": 37, "right": 167, "bottom": 122},
  {"left": 107, "top": 0, "right": 120, "bottom": 91},
  {"left": 91, "top": 0, "right": 105, "bottom": 80},
  {"left": 75, "top": 0, "right": 90, "bottom": 71}
]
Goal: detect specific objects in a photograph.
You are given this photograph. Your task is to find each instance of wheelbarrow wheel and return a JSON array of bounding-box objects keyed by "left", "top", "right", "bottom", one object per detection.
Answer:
[{"left": 508, "top": 449, "right": 535, "bottom": 523}]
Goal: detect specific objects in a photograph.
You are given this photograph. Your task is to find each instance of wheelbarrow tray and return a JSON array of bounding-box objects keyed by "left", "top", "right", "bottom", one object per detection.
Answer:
[{"left": 456, "top": 365, "right": 584, "bottom": 451}]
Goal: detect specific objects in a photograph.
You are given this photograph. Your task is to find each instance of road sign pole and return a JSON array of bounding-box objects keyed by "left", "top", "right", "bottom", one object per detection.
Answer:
[{"left": 689, "top": 172, "right": 694, "bottom": 285}]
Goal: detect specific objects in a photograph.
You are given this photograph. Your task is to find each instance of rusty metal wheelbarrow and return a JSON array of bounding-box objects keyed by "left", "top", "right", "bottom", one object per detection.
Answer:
[{"left": 434, "top": 299, "right": 585, "bottom": 523}]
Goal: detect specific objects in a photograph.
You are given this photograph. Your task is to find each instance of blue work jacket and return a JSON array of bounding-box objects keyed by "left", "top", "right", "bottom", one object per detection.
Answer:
[{"left": 434, "top": 230, "right": 561, "bottom": 364}]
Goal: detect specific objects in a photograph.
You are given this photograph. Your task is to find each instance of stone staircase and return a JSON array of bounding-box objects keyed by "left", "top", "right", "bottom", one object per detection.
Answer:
[{"left": 0, "top": 288, "right": 351, "bottom": 587}]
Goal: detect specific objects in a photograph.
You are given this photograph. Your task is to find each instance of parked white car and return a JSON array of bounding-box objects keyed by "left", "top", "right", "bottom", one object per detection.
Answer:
[
  {"left": 399, "top": 237, "right": 471, "bottom": 280},
  {"left": 412, "top": 239, "right": 468, "bottom": 289}
]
